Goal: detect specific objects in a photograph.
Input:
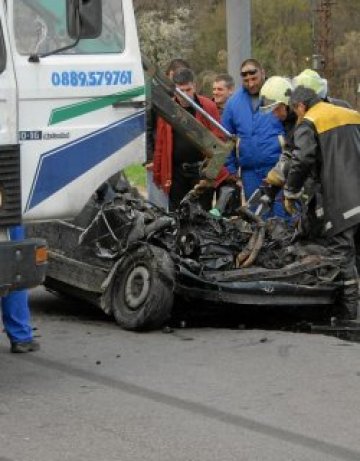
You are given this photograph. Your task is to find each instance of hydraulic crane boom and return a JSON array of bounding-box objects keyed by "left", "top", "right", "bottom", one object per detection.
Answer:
[{"left": 143, "top": 56, "right": 237, "bottom": 183}]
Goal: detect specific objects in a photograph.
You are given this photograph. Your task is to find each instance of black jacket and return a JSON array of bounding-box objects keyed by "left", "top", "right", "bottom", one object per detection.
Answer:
[{"left": 286, "top": 101, "right": 360, "bottom": 236}]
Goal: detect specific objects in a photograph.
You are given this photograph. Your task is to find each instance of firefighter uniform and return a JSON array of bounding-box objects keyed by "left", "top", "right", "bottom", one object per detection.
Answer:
[{"left": 285, "top": 98, "right": 360, "bottom": 319}]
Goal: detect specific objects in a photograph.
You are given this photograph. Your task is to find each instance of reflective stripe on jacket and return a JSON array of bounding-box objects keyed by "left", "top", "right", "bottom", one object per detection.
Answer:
[{"left": 287, "top": 101, "right": 360, "bottom": 236}]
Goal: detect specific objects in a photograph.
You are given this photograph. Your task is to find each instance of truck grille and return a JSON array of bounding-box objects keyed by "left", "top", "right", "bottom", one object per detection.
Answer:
[{"left": 0, "top": 145, "right": 21, "bottom": 226}]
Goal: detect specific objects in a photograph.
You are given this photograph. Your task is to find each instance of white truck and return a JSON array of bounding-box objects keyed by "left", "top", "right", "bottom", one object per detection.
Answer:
[{"left": 0, "top": 0, "right": 146, "bottom": 295}]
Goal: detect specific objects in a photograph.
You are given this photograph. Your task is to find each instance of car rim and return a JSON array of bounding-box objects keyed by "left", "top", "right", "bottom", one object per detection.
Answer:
[{"left": 124, "top": 265, "right": 151, "bottom": 310}]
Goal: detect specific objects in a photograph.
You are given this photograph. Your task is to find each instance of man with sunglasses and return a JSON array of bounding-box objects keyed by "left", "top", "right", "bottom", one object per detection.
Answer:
[{"left": 221, "top": 59, "right": 286, "bottom": 218}]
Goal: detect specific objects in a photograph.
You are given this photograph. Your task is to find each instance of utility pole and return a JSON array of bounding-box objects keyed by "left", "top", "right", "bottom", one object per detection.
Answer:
[
  {"left": 226, "top": 0, "right": 251, "bottom": 88},
  {"left": 312, "top": 0, "right": 335, "bottom": 79}
]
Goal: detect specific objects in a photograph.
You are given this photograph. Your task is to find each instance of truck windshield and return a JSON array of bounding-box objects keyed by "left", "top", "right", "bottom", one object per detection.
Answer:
[{"left": 14, "top": 0, "right": 125, "bottom": 55}]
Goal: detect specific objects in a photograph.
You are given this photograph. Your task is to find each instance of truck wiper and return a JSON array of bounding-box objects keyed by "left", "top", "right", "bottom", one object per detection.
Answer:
[{"left": 28, "top": 1, "right": 81, "bottom": 62}]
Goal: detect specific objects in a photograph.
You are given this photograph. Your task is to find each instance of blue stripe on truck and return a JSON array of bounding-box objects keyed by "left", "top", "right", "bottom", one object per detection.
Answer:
[{"left": 26, "top": 111, "right": 145, "bottom": 211}]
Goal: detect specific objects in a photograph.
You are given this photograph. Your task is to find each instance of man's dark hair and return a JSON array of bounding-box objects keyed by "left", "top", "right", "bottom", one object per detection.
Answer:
[
  {"left": 214, "top": 73, "right": 235, "bottom": 90},
  {"left": 172, "top": 67, "right": 195, "bottom": 85},
  {"left": 290, "top": 85, "right": 321, "bottom": 110},
  {"left": 165, "top": 58, "right": 191, "bottom": 77},
  {"left": 240, "top": 58, "right": 263, "bottom": 71}
]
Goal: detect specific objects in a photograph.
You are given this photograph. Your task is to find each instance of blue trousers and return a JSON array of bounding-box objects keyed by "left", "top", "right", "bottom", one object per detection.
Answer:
[
  {"left": 242, "top": 168, "right": 288, "bottom": 220},
  {"left": 1, "top": 226, "right": 33, "bottom": 343}
]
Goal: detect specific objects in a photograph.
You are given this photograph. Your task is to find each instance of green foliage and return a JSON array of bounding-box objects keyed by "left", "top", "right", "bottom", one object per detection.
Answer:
[
  {"left": 136, "top": 7, "right": 194, "bottom": 70},
  {"left": 124, "top": 163, "right": 146, "bottom": 189},
  {"left": 188, "top": 2, "right": 227, "bottom": 74},
  {"left": 252, "top": 0, "right": 312, "bottom": 76},
  {"left": 189, "top": 0, "right": 313, "bottom": 81},
  {"left": 135, "top": 0, "right": 360, "bottom": 109},
  {"left": 331, "top": 1, "right": 360, "bottom": 107},
  {"left": 333, "top": 31, "right": 360, "bottom": 106},
  {"left": 196, "top": 70, "right": 218, "bottom": 97}
]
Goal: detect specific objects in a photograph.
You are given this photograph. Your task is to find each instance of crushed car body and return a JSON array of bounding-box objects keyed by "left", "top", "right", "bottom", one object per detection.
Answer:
[{"left": 27, "top": 177, "right": 342, "bottom": 331}]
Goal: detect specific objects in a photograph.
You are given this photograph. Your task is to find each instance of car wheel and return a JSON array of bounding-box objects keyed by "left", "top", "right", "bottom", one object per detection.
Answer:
[{"left": 111, "top": 245, "right": 174, "bottom": 331}]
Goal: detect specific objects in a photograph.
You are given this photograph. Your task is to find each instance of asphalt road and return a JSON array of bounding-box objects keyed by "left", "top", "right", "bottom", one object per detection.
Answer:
[{"left": 1, "top": 286, "right": 360, "bottom": 461}]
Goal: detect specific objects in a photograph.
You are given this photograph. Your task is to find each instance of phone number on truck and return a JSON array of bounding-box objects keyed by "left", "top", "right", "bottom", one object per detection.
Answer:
[{"left": 51, "top": 70, "right": 132, "bottom": 87}]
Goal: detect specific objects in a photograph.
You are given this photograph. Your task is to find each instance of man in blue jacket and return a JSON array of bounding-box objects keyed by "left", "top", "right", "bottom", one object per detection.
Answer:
[{"left": 221, "top": 58, "right": 286, "bottom": 217}]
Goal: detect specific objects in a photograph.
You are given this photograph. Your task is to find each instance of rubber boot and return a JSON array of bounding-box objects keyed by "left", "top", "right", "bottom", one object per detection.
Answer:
[{"left": 340, "top": 279, "right": 359, "bottom": 320}]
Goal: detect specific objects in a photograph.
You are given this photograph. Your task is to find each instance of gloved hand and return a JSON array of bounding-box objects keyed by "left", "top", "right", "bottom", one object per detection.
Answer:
[
  {"left": 284, "top": 197, "right": 297, "bottom": 215},
  {"left": 259, "top": 181, "right": 279, "bottom": 203},
  {"left": 266, "top": 167, "right": 285, "bottom": 187}
]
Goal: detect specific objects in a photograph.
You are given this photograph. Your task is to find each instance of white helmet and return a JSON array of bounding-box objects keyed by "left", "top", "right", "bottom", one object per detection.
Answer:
[
  {"left": 292, "top": 69, "right": 328, "bottom": 99},
  {"left": 260, "top": 76, "right": 293, "bottom": 113}
]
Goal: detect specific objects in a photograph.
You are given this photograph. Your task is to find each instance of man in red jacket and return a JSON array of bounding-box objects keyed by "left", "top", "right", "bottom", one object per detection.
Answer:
[{"left": 153, "top": 67, "right": 225, "bottom": 211}]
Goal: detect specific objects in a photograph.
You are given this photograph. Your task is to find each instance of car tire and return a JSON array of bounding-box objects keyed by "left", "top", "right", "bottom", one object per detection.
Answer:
[{"left": 111, "top": 245, "right": 175, "bottom": 331}]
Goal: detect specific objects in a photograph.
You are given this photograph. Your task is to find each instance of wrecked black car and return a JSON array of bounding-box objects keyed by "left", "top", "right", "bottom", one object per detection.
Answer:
[{"left": 28, "top": 179, "right": 342, "bottom": 331}]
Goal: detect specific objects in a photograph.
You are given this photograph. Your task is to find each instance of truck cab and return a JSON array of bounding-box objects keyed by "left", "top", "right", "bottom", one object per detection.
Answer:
[{"left": 0, "top": 0, "right": 145, "bottom": 294}]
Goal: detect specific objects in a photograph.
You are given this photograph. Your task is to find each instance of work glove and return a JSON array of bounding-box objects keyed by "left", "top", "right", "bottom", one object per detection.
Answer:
[
  {"left": 284, "top": 185, "right": 303, "bottom": 213},
  {"left": 259, "top": 181, "right": 279, "bottom": 203},
  {"left": 266, "top": 166, "right": 285, "bottom": 187},
  {"left": 284, "top": 197, "right": 297, "bottom": 215}
]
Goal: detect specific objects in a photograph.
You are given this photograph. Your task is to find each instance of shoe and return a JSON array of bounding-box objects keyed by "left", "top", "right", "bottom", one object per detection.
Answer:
[
  {"left": 10, "top": 340, "right": 40, "bottom": 354},
  {"left": 341, "top": 303, "right": 359, "bottom": 321},
  {"left": 340, "top": 309, "right": 357, "bottom": 321}
]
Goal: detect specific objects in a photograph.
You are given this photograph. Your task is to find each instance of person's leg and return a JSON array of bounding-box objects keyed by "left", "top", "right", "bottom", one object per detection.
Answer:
[
  {"left": 146, "top": 170, "right": 169, "bottom": 210},
  {"left": 328, "top": 227, "right": 359, "bottom": 320},
  {"left": 258, "top": 167, "right": 289, "bottom": 220},
  {"left": 241, "top": 169, "right": 260, "bottom": 203},
  {"left": 189, "top": 177, "right": 213, "bottom": 211},
  {"left": 242, "top": 169, "right": 288, "bottom": 220},
  {"left": 354, "top": 224, "right": 360, "bottom": 276},
  {"left": 213, "top": 183, "right": 241, "bottom": 216},
  {"left": 2, "top": 225, "right": 39, "bottom": 352},
  {"left": 353, "top": 224, "right": 360, "bottom": 320},
  {"left": 169, "top": 169, "right": 190, "bottom": 211},
  {"left": 2, "top": 290, "right": 33, "bottom": 343},
  {"left": 272, "top": 189, "right": 291, "bottom": 220}
]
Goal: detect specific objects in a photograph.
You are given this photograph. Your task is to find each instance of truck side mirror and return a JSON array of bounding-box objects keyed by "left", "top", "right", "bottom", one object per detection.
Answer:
[{"left": 67, "top": 0, "right": 102, "bottom": 39}]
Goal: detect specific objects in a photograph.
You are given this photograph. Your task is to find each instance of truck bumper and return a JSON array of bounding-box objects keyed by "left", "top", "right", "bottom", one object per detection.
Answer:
[{"left": 0, "top": 238, "right": 48, "bottom": 296}]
